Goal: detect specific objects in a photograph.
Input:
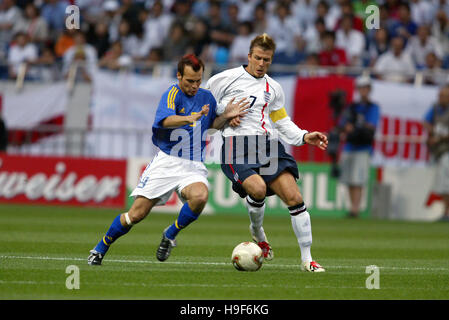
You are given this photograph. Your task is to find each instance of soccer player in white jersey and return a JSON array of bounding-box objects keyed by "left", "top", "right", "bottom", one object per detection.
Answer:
[
  {"left": 88, "top": 54, "right": 249, "bottom": 265},
  {"left": 206, "top": 34, "right": 328, "bottom": 272}
]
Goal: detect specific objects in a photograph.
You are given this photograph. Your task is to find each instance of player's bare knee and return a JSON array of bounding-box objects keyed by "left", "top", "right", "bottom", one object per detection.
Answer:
[
  {"left": 127, "top": 208, "right": 146, "bottom": 224},
  {"left": 249, "top": 183, "right": 266, "bottom": 200},
  {"left": 128, "top": 199, "right": 152, "bottom": 224},
  {"left": 284, "top": 192, "right": 304, "bottom": 207},
  {"left": 189, "top": 192, "right": 208, "bottom": 213}
]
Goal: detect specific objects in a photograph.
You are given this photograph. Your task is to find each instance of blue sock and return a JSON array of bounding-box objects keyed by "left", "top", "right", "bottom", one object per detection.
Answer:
[
  {"left": 165, "top": 203, "right": 200, "bottom": 240},
  {"left": 94, "top": 214, "right": 130, "bottom": 255}
]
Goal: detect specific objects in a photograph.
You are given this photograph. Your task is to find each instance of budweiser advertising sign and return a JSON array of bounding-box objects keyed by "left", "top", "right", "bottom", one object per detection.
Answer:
[{"left": 0, "top": 154, "right": 126, "bottom": 208}]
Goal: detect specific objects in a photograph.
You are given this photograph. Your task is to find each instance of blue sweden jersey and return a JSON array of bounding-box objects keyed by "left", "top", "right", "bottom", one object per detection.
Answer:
[{"left": 152, "top": 84, "right": 217, "bottom": 161}]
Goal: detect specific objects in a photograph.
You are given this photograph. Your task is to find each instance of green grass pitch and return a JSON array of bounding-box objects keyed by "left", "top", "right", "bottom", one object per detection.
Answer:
[{"left": 0, "top": 203, "right": 448, "bottom": 300}]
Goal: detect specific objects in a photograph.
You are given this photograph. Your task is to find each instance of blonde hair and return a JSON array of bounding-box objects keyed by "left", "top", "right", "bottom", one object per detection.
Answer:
[{"left": 249, "top": 33, "right": 276, "bottom": 55}]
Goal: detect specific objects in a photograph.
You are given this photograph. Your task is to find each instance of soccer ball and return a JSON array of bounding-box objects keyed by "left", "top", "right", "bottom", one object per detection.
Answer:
[{"left": 231, "top": 242, "right": 264, "bottom": 271}]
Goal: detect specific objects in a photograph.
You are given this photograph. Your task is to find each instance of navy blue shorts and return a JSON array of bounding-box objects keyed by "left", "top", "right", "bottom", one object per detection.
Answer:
[{"left": 220, "top": 135, "right": 299, "bottom": 198}]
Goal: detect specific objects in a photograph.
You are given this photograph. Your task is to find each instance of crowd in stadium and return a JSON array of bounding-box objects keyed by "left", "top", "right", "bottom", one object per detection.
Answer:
[{"left": 1, "top": 0, "right": 449, "bottom": 83}]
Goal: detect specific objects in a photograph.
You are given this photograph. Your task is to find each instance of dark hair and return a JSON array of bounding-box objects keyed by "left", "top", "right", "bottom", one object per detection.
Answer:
[
  {"left": 323, "top": 30, "right": 336, "bottom": 40},
  {"left": 177, "top": 54, "right": 204, "bottom": 76},
  {"left": 399, "top": 2, "right": 411, "bottom": 12},
  {"left": 249, "top": 33, "right": 276, "bottom": 55}
]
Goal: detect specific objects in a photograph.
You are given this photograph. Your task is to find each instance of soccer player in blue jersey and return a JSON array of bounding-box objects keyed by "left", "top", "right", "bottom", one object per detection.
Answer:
[{"left": 88, "top": 54, "right": 250, "bottom": 265}]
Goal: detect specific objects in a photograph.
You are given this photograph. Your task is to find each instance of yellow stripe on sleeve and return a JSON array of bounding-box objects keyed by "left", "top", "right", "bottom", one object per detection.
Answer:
[
  {"left": 171, "top": 88, "right": 179, "bottom": 110},
  {"left": 167, "top": 87, "right": 175, "bottom": 109},
  {"left": 269, "top": 107, "right": 288, "bottom": 123}
]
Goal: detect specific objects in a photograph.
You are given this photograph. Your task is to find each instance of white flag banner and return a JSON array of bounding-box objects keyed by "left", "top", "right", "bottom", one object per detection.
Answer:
[
  {"left": 3, "top": 83, "right": 68, "bottom": 128},
  {"left": 87, "top": 70, "right": 175, "bottom": 158},
  {"left": 370, "top": 80, "right": 438, "bottom": 167}
]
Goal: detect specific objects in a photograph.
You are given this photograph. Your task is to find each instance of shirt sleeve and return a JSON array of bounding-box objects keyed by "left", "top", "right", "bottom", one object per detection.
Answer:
[
  {"left": 269, "top": 84, "right": 309, "bottom": 146},
  {"left": 205, "top": 73, "right": 228, "bottom": 115},
  {"left": 424, "top": 107, "right": 435, "bottom": 124},
  {"left": 366, "top": 104, "right": 381, "bottom": 127},
  {"left": 153, "top": 86, "right": 179, "bottom": 128}
]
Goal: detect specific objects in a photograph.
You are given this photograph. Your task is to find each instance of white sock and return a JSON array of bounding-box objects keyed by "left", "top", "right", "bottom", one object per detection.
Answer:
[
  {"left": 289, "top": 203, "right": 313, "bottom": 262},
  {"left": 246, "top": 196, "right": 267, "bottom": 242}
]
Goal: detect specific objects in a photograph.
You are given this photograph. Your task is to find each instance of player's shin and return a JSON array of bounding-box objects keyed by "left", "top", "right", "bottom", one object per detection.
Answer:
[
  {"left": 93, "top": 213, "right": 132, "bottom": 255},
  {"left": 289, "top": 203, "right": 313, "bottom": 262},
  {"left": 165, "top": 202, "right": 200, "bottom": 240},
  {"left": 245, "top": 195, "right": 267, "bottom": 242}
]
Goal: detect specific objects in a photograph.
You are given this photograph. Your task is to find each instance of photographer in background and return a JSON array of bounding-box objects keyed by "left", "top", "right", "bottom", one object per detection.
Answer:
[
  {"left": 339, "top": 76, "right": 380, "bottom": 218},
  {"left": 423, "top": 85, "right": 449, "bottom": 222}
]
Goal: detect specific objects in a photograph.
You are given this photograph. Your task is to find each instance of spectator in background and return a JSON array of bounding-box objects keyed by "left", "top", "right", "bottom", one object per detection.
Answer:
[
  {"left": 267, "top": 2, "right": 304, "bottom": 63},
  {"left": 172, "top": 0, "right": 197, "bottom": 33},
  {"left": 334, "top": 0, "right": 364, "bottom": 32},
  {"left": 365, "top": 4, "right": 396, "bottom": 52},
  {"left": 388, "top": 2, "right": 418, "bottom": 40},
  {"left": 299, "top": 52, "right": 328, "bottom": 77},
  {"left": 318, "top": 30, "right": 348, "bottom": 67},
  {"left": 191, "top": 0, "right": 209, "bottom": 19},
  {"left": 41, "top": 0, "right": 70, "bottom": 38},
  {"left": 234, "top": 0, "right": 258, "bottom": 24},
  {"left": 293, "top": 0, "right": 318, "bottom": 31},
  {"left": 208, "top": 1, "right": 233, "bottom": 48},
  {"left": 87, "top": 20, "right": 110, "bottom": 59},
  {"left": 224, "top": 2, "right": 240, "bottom": 35},
  {"left": 229, "top": 21, "right": 254, "bottom": 64},
  {"left": 327, "top": 0, "right": 345, "bottom": 30},
  {"left": 338, "top": 76, "right": 380, "bottom": 218},
  {"left": 54, "top": 28, "right": 76, "bottom": 58},
  {"left": 119, "top": 0, "right": 145, "bottom": 35},
  {"left": 384, "top": 0, "right": 401, "bottom": 20},
  {"left": 76, "top": 0, "right": 107, "bottom": 26},
  {"left": 143, "top": 0, "right": 173, "bottom": 51},
  {"left": 253, "top": 3, "right": 268, "bottom": 35},
  {"left": 336, "top": 14, "right": 365, "bottom": 66},
  {"left": 98, "top": 41, "right": 132, "bottom": 70},
  {"left": 62, "top": 31, "right": 98, "bottom": 82},
  {"left": 0, "top": 105, "right": 7, "bottom": 152},
  {"left": 373, "top": 36, "right": 415, "bottom": 82},
  {"left": 34, "top": 45, "right": 57, "bottom": 81},
  {"left": 421, "top": 52, "right": 447, "bottom": 86},
  {"left": 315, "top": 0, "right": 337, "bottom": 31},
  {"left": 207, "top": 1, "right": 233, "bottom": 62},
  {"left": 423, "top": 85, "right": 449, "bottom": 222},
  {"left": 188, "top": 19, "right": 211, "bottom": 60},
  {"left": 117, "top": 19, "right": 149, "bottom": 59},
  {"left": 431, "top": 9, "right": 449, "bottom": 61},
  {"left": 7, "top": 31, "right": 38, "bottom": 79},
  {"left": 103, "top": 0, "right": 122, "bottom": 43},
  {"left": 304, "top": 17, "right": 327, "bottom": 54},
  {"left": 410, "top": 0, "right": 435, "bottom": 26},
  {"left": 366, "top": 27, "right": 390, "bottom": 67},
  {"left": 161, "top": 22, "right": 189, "bottom": 61},
  {"left": 0, "top": 0, "right": 22, "bottom": 59},
  {"left": 407, "top": 25, "right": 444, "bottom": 69},
  {"left": 12, "top": 3, "right": 48, "bottom": 46}
]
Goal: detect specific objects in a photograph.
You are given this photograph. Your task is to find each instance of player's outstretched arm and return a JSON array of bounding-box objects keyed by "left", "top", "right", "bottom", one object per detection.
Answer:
[
  {"left": 304, "top": 131, "right": 328, "bottom": 151},
  {"left": 212, "top": 97, "right": 250, "bottom": 129},
  {"left": 162, "top": 104, "right": 209, "bottom": 128}
]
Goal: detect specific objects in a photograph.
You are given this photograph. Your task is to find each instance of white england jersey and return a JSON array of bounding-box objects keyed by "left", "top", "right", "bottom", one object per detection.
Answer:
[{"left": 206, "top": 66, "right": 308, "bottom": 146}]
